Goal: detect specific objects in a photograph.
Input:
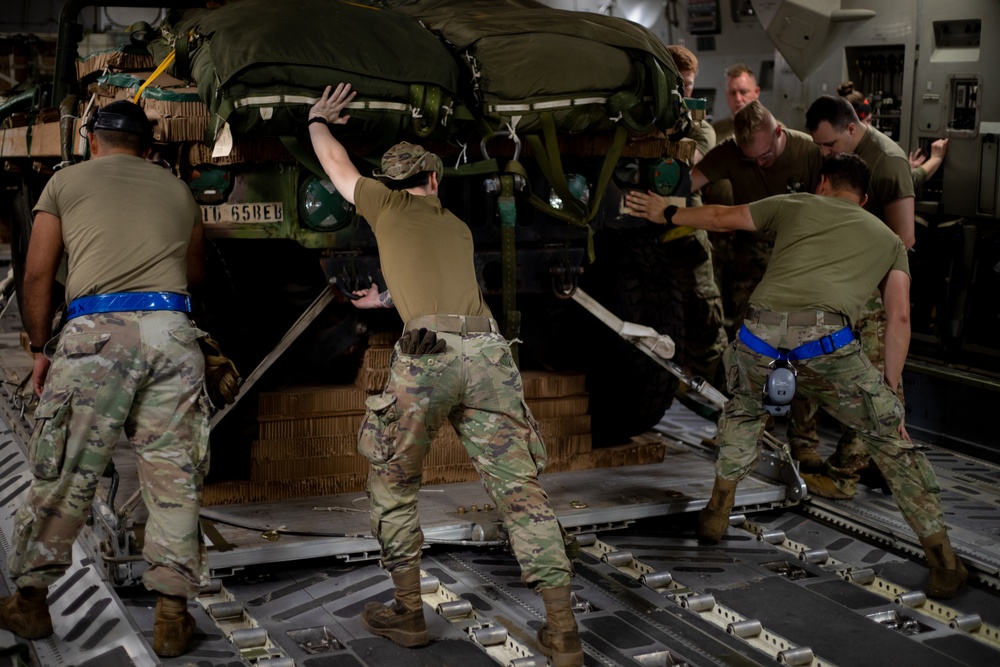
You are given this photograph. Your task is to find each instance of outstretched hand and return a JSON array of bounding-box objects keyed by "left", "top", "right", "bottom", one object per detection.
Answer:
[
  {"left": 309, "top": 83, "right": 357, "bottom": 125},
  {"left": 908, "top": 148, "right": 926, "bottom": 170},
  {"left": 624, "top": 190, "right": 670, "bottom": 224}
]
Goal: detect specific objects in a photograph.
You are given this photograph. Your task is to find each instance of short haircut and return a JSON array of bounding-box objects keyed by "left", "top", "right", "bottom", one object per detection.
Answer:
[
  {"left": 805, "top": 94, "right": 860, "bottom": 132},
  {"left": 667, "top": 45, "right": 698, "bottom": 74},
  {"left": 819, "top": 152, "right": 870, "bottom": 196},
  {"left": 94, "top": 129, "right": 147, "bottom": 153},
  {"left": 382, "top": 171, "right": 431, "bottom": 191},
  {"left": 725, "top": 63, "right": 755, "bottom": 82},
  {"left": 733, "top": 100, "right": 774, "bottom": 146}
]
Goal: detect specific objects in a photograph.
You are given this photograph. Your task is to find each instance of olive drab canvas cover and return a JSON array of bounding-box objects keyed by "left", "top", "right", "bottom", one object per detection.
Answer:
[
  {"left": 150, "top": 0, "right": 465, "bottom": 146},
  {"left": 386, "top": 0, "right": 685, "bottom": 135},
  {"left": 148, "top": 0, "right": 685, "bottom": 148}
]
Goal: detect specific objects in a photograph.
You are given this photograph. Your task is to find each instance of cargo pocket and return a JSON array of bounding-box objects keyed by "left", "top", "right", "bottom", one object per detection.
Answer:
[
  {"left": 858, "top": 378, "right": 903, "bottom": 438},
  {"left": 28, "top": 391, "right": 74, "bottom": 480},
  {"left": 60, "top": 332, "right": 110, "bottom": 357},
  {"left": 483, "top": 343, "right": 516, "bottom": 371},
  {"left": 357, "top": 394, "right": 399, "bottom": 464},
  {"left": 168, "top": 325, "right": 208, "bottom": 346}
]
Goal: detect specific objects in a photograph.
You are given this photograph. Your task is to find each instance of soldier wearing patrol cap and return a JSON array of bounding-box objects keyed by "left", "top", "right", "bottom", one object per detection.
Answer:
[
  {"left": 0, "top": 100, "right": 214, "bottom": 657},
  {"left": 308, "top": 84, "right": 582, "bottom": 666}
]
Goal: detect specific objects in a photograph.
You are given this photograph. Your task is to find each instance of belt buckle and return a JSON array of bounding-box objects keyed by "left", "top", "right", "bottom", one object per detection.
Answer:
[{"left": 820, "top": 335, "right": 835, "bottom": 354}]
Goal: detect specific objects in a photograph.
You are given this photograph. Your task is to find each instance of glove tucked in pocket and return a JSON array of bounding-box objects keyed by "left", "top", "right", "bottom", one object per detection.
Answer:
[
  {"left": 29, "top": 391, "right": 74, "bottom": 480},
  {"left": 198, "top": 336, "right": 241, "bottom": 409}
]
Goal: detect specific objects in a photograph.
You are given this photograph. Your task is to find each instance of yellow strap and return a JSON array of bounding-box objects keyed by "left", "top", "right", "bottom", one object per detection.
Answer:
[{"left": 133, "top": 48, "right": 176, "bottom": 103}]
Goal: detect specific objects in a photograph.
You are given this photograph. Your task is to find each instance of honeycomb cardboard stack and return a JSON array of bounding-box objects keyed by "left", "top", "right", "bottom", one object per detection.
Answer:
[{"left": 201, "top": 336, "right": 665, "bottom": 506}]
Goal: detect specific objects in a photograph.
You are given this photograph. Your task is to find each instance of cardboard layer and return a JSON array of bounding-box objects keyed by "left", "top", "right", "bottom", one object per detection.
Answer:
[
  {"left": 362, "top": 346, "right": 394, "bottom": 370},
  {"left": 355, "top": 367, "right": 389, "bottom": 392},
  {"left": 526, "top": 395, "right": 589, "bottom": 419},
  {"left": 185, "top": 139, "right": 296, "bottom": 166},
  {"left": 521, "top": 370, "right": 587, "bottom": 399},
  {"left": 259, "top": 384, "right": 368, "bottom": 418},
  {"left": 258, "top": 413, "right": 365, "bottom": 439},
  {"left": 76, "top": 50, "right": 156, "bottom": 79},
  {"left": 252, "top": 435, "right": 359, "bottom": 459}
]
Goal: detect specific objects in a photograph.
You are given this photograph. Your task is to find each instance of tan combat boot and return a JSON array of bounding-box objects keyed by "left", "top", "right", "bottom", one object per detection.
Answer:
[
  {"left": 153, "top": 594, "right": 195, "bottom": 657},
  {"left": 536, "top": 585, "right": 583, "bottom": 667},
  {"left": 919, "top": 530, "right": 968, "bottom": 600},
  {"left": 697, "top": 477, "right": 738, "bottom": 542},
  {"left": 0, "top": 587, "right": 53, "bottom": 639},
  {"left": 360, "top": 567, "right": 428, "bottom": 647},
  {"left": 801, "top": 473, "right": 856, "bottom": 500},
  {"left": 790, "top": 444, "right": 823, "bottom": 471}
]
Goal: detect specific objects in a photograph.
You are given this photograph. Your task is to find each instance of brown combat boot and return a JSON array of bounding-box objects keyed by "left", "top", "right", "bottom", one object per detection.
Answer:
[
  {"left": 920, "top": 530, "right": 968, "bottom": 600},
  {"left": 360, "top": 568, "right": 428, "bottom": 647},
  {"left": 153, "top": 594, "right": 195, "bottom": 657},
  {"left": 790, "top": 444, "right": 823, "bottom": 472},
  {"left": 0, "top": 587, "right": 53, "bottom": 639},
  {"left": 697, "top": 477, "right": 738, "bottom": 542},
  {"left": 802, "top": 473, "right": 856, "bottom": 500},
  {"left": 536, "top": 585, "right": 583, "bottom": 667}
]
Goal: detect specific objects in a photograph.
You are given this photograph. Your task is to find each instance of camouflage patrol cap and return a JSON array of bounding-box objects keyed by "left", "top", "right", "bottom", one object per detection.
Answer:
[{"left": 373, "top": 141, "right": 443, "bottom": 183}]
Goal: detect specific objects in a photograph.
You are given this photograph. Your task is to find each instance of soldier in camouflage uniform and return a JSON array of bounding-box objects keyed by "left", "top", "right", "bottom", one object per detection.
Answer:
[
  {"left": 309, "top": 83, "right": 582, "bottom": 666},
  {"left": 0, "top": 101, "right": 211, "bottom": 657},
  {"left": 625, "top": 153, "right": 967, "bottom": 600}
]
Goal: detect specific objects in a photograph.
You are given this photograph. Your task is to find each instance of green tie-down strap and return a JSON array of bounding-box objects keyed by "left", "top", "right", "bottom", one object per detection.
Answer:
[
  {"left": 499, "top": 175, "right": 520, "bottom": 363},
  {"left": 409, "top": 84, "right": 449, "bottom": 138}
]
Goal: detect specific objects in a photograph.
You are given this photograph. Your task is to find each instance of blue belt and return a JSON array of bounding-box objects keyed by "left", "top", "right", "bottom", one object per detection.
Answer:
[
  {"left": 67, "top": 292, "right": 191, "bottom": 320},
  {"left": 738, "top": 322, "right": 855, "bottom": 362}
]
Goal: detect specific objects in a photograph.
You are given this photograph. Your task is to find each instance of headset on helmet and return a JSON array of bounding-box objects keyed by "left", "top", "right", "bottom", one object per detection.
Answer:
[{"left": 85, "top": 101, "right": 153, "bottom": 146}]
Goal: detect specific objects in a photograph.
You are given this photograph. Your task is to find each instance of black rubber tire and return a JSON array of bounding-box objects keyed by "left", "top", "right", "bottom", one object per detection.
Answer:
[
  {"left": 579, "top": 228, "right": 683, "bottom": 445},
  {"left": 9, "top": 173, "right": 62, "bottom": 331}
]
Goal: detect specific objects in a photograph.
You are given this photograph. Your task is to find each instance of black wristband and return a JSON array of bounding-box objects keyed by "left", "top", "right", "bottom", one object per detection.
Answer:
[
  {"left": 663, "top": 204, "right": 678, "bottom": 227},
  {"left": 29, "top": 343, "right": 45, "bottom": 354},
  {"left": 307, "top": 116, "right": 330, "bottom": 127}
]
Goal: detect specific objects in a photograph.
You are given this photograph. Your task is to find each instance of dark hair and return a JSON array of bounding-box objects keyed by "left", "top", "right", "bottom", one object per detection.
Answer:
[
  {"left": 819, "top": 153, "right": 870, "bottom": 196},
  {"left": 805, "top": 94, "right": 860, "bottom": 132},
  {"left": 382, "top": 171, "right": 431, "bottom": 191},
  {"left": 837, "top": 81, "right": 870, "bottom": 121}
]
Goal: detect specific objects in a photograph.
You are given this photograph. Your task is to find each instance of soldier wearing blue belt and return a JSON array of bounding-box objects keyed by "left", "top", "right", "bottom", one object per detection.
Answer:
[
  {"left": 625, "top": 153, "right": 967, "bottom": 600},
  {"left": 0, "top": 101, "right": 212, "bottom": 656},
  {"left": 309, "top": 83, "right": 582, "bottom": 666}
]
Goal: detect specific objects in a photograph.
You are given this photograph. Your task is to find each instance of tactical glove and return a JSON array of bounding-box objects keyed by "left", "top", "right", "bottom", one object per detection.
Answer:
[
  {"left": 198, "top": 336, "right": 241, "bottom": 408},
  {"left": 399, "top": 327, "right": 446, "bottom": 355}
]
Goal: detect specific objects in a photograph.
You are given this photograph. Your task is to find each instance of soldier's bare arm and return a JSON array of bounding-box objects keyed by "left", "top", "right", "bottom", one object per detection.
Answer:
[
  {"left": 309, "top": 83, "right": 361, "bottom": 204},
  {"left": 23, "top": 211, "right": 64, "bottom": 395},
  {"left": 689, "top": 166, "right": 710, "bottom": 192},
  {"left": 882, "top": 196, "right": 915, "bottom": 249},
  {"left": 881, "top": 268, "right": 912, "bottom": 441},
  {"left": 186, "top": 218, "right": 206, "bottom": 287},
  {"left": 672, "top": 203, "right": 755, "bottom": 233}
]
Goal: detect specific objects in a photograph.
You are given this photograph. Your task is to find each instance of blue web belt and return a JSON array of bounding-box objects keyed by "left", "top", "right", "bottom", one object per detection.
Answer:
[
  {"left": 738, "top": 322, "right": 855, "bottom": 362},
  {"left": 67, "top": 292, "right": 191, "bottom": 320}
]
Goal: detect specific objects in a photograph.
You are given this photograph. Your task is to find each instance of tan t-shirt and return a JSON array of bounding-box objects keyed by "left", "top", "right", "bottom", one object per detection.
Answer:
[
  {"left": 354, "top": 177, "right": 491, "bottom": 324},
  {"left": 854, "top": 125, "right": 914, "bottom": 221},
  {"left": 748, "top": 193, "right": 909, "bottom": 326},
  {"left": 697, "top": 128, "right": 823, "bottom": 209},
  {"left": 33, "top": 153, "right": 200, "bottom": 302}
]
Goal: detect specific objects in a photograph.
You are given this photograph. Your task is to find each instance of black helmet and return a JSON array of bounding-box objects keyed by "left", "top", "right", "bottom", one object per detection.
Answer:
[{"left": 87, "top": 100, "right": 153, "bottom": 146}]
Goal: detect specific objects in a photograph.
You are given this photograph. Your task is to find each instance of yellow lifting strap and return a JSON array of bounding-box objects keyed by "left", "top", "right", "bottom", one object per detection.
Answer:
[{"left": 133, "top": 49, "right": 176, "bottom": 104}]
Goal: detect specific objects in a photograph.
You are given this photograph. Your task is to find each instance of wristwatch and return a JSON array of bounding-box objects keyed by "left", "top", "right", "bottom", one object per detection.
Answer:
[
  {"left": 307, "top": 116, "right": 330, "bottom": 127},
  {"left": 663, "top": 204, "right": 678, "bottom": 227},
  {"left": 29, "top": 342, "right": 45, "bottom": 354}
]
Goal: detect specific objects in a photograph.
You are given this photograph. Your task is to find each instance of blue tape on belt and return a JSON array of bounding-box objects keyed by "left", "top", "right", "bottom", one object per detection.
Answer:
[
  {"left": 738, "top": 322, "right": 855, "bottom": 362},
  {"left": 67, "top": 292, "right": 191, "bottom": 320}
]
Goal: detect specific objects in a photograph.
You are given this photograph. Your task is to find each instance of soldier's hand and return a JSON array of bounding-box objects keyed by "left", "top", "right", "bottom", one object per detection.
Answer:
[
  {"left": 351, "top": 283, "right": 382, "bottom": 309},
  {"left": 32, "top": 355, "right": 50, "bottom": 397},
  {"left": 624, "top": 190, "right": 670, "bottom": 225},
  {"left": 309, "top": 83, "right": 357, "bottom": 126},
  {"left": 199, "top": 336, "right": 241, "bottom": 408},
  {"left": 930, "top": 138, "right": 948, "bottom": 159}
]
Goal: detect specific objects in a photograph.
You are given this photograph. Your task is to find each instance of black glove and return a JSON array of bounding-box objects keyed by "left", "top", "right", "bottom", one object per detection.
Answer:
[
  {"left": 399, "top": 327, "right": 446, "bottom": 355},
  {"left": 198, "top": 336, "right": 241, "bottom": 408}
]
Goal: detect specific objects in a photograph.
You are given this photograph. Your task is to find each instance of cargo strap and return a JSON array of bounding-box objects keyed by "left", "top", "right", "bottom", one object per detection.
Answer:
[
  {"left": 738, "top": 323, "right": 855, "bottom": 362},
  {"left": 133, "top": 30, "right": 195, "bottom": 104},
  {"left": 506, "top": 112, "right": 627, "bottom": 263},
  {"left": 67, "top": 292, "right": 191, "bottom": 320},
  {"left": 498, "top": 174, "right": 520, "bottom": 363}
]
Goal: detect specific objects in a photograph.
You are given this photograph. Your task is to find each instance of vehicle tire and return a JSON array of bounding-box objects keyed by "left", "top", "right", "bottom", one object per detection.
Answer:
[
  {"left": 10, "top": 174, "right": 62, "bottom": 331},
  {"left": 579, "top": 228, "right": 683, "bottom": 445}
]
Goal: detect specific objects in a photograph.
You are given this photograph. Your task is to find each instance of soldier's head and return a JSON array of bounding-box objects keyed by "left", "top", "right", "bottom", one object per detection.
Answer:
[
  {"left": 816, "top": 152, "right": 870, "bottom": 205},
  {"left": 806, "top": 94, "right": 864, "bottom": 157},
  {"left": 734, "top": 101, "right": 783, "bottom": 168},
  {"left": 86, "top": 100, "right": 153, "bottom": 155},
  {"left": 667, "top": 45, "right": 699, "bottom": 98},
  {"left": 374, "top": 141, "right": 444, "bottom": 193},
  {"left": 725, "top": 64, "right": 760, "bottom": 115}
]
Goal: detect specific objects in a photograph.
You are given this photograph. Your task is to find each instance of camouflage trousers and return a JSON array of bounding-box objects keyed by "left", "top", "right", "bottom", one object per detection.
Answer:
[
  {"left": 662, "top": 229, "right": 728, "bottom": 384},
  {"left": 715, "top": 319, "right": 944, "bottom": 538},
  {"left": 359, "top": 330, "right": 571, "bottom": 590},
  {"left": 9, "top": 311, "right": 212, "bottom": 598},
  {"left": 787, "top": 290, "right": 897, "bottom": 482}
]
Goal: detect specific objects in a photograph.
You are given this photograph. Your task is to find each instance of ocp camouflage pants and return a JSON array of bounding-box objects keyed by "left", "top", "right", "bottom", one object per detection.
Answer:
[
  {"left": 9, "top": 311, "right": 212, "bottom": 598},
  {"left": 359, "top": 331, "right": 572, "bottom": 589},
  {"left": 715, "top": 319, "right": 945, "bottom": 538}
]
